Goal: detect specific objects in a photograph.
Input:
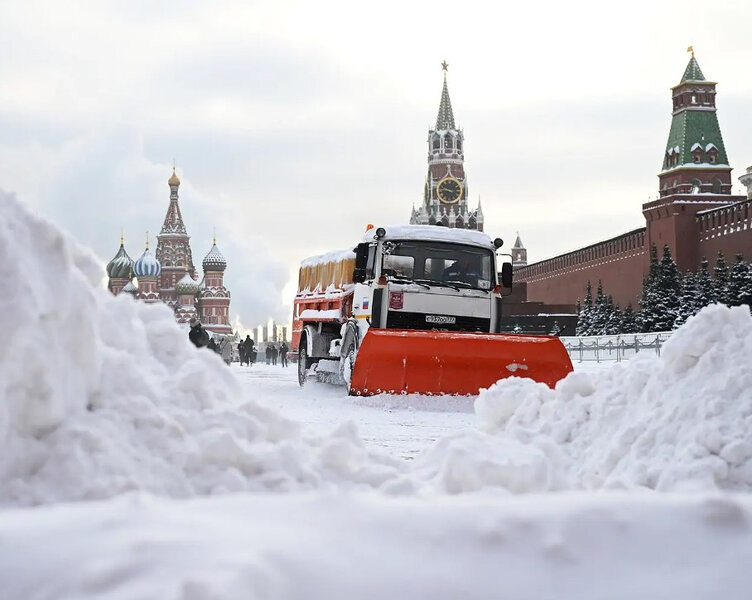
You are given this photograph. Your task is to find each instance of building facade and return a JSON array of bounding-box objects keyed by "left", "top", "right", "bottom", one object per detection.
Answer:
[
  {"left": 410, "top": 64, "right": 484, "bottom": 230},
  {"left": 106, "top": 169, "right": 232, "bottom": 334},
  {"left": 515, "top": 52, "right": 751, "bottom": 310}
]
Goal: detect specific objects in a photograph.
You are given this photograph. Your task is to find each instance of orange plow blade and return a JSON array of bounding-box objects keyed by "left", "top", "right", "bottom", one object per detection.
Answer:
[{"left": 349, "top": 329, "right": 574, "bottom": 396}]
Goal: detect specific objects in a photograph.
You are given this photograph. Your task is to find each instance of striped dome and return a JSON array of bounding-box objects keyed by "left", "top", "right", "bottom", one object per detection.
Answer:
[
  {"left": 175, "top": 272, "right": 200, "bottom": 295},
  {"left": 133, "top": 247, "right": 161, "bottom": 278},
  {"left": 122, "top": 280, "right": 138, "bottom": 295},
  {"left": 106, "top": 244, "right": 133, "bottom": 279},
  {"left": 202, "top": 243, "right": 227, "bottom": 272}
]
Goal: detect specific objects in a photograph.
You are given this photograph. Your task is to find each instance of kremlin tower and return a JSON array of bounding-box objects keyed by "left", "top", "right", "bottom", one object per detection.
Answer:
[
  {"left": 106, "top": 169, "right": 232, "bottom": 334},
  {"left": 410, "top": 62, "right": 484, "bottom": 230}
]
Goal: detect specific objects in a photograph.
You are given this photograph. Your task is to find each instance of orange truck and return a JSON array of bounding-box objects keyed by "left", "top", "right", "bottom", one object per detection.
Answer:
[{"left": 292, "top": 224, "right": 573, "bottom": 395}]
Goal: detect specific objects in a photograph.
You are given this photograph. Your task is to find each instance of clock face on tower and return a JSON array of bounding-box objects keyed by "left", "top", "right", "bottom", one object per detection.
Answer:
[{"left": 437, "top": 177, "right": 462, "bottom": 204}]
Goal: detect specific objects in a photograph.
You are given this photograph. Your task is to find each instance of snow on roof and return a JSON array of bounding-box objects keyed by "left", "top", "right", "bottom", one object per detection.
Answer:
[
  {"left": 363, "top": 224, "right": 495, "bottom": 249},
  {"left": 691, "top": 142, "right": 703, "bottom": 151},
  {"left": 705, "top": 143, "right": 718, "bottom": 152},
  {"left": 300, "top": 248, "right": 356, "bottom": 268}
]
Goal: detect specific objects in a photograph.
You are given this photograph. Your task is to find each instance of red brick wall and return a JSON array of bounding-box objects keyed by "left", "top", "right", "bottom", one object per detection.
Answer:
[
  {"left": 698, "top": 199, "right": 752, "bottom": 262},
  {"left": 516, "top": 229, "right": 648, "bottom": 309}
]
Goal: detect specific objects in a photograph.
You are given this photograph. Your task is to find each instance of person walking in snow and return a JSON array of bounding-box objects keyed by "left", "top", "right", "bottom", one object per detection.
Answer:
[
  {"left": 265, "top": 345, "right": 271, "bottom": 365},
  {"left": 271, "top": 344, "right": 278, "bottom": 366},
  {"left": 237, "top": 341, "right": 246, "bottom": 365},
  {"left": 279, "top": 341, "right": 289, "bottom": 367},
  {"left": 243, "top": 335, "right": 255, "bottom": 366},
  {"left": 189, "top": 318, "right": 210, "bottom": 348}
]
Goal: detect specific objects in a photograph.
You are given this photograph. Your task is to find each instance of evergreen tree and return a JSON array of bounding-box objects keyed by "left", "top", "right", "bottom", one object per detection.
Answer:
[
  {"left": 674, "top": 270, "right": 698, "bottom": 328},
  {"left": 714, "top": 250, "right": 731, "bottom": 305},
  {"left": 653, "top": 245, "right": 681, "bottom": 330},
  {"left": 695, "top": 257, "right": 715, "bottom": 307},
  {"left": 576, "top": 281, "right": 593, "bottom": 336},
  {"left": 604, "top": 296, "right": 622, "bottom": 335},
  {"left": 726, "top": 254, "right": 750, "bottom": 307},
  {"left": 620, "top": 303, "right": 638, "bottom": 333},
  {"left": 638, "top": 244, "right": 661, "bottom": 332},
  {"left": 590, "top": 280, "right": 608, "bottom": 335}
]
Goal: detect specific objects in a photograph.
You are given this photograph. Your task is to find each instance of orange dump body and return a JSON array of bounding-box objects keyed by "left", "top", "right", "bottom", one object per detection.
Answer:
[{"left": 349, "top": 329, "right": 574, "bottom": 396}]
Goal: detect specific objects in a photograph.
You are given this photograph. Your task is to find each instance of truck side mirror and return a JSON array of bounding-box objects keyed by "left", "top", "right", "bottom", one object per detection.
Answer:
[
  {"left": 353, "top": 243, "right": 369, "bottom": 283},
  {"left": 501, "top": 262, "right": 513, "bottom": 288}
]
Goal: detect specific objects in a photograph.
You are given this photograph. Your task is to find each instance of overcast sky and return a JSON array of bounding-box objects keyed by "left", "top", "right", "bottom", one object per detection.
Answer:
[{"left": 3, "top": 0, "right": 752, "bottom": 330}]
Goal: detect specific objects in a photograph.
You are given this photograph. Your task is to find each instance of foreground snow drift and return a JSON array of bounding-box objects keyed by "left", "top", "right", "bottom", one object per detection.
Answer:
[
  {"left": 451, "top": 303, "right": 752, "bottom": 493},
  {"left": 3, "top": 490, "right": 751, "bottom": 600},
  {"left": 0, "top": 192, "right": 403, "bottom": 506}
]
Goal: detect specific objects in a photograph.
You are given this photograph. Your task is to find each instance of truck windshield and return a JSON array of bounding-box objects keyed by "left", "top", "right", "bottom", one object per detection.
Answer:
[{"left": 381, "top": 241, "right": 495, "bottom": 290}]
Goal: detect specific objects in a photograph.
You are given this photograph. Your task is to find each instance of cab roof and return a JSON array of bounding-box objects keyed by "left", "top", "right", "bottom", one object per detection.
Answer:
[{"left": 362, "top": 225, "right": 495, "bottom": 250}]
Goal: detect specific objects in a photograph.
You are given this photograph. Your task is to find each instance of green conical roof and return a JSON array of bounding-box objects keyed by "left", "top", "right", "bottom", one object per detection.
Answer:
[
  {"left": 435, "top": 75, "right": 455, "bottom": 130},
  {"left": 681, "top": 55, "right": 705, "bottom": 82}
]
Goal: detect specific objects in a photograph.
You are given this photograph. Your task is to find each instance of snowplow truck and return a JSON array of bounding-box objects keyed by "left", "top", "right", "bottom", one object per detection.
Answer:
[{"left": 292, "top": 225, "right": 573, "bottom": 395}]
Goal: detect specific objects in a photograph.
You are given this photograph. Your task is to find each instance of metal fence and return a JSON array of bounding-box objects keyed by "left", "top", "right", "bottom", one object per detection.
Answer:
[{"left": 560, "top": 332, "right": 673, "bottom": 362}]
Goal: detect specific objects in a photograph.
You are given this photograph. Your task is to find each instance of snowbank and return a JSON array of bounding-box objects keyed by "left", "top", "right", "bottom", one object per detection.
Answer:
[
  {"left": 0, "top": 192, "right": 403, "bottom": 506},
  {"left": 457, "top": 303, "right": 752, "bottom": 493},
  {"left": 3, "top": 490, "right": 751, "bottom": 600}
]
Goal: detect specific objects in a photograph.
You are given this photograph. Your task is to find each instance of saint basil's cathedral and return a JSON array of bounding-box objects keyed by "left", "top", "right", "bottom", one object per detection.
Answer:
[{"left": 105, "top": 169, "right": 232, "bottom": 335}]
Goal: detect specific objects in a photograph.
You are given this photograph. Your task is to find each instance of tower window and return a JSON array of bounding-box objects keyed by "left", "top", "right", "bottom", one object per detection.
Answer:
[
  {"left": 691, "top": 179, "right": 701, "bottom": 194},
  {"left": 691, "top": 95, "right": 697, "bottom": 104},
  {"left": 712, "top": 179, "right": 722, "bottom": 194}
]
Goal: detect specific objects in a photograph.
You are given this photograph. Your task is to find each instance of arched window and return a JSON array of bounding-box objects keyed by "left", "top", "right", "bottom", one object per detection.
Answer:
[
  {"left": 444, "top": 135, "right": 453, "bottom": 152},
  {"left": 712, "top": 179, "right": 722, "bottom": 194},
  {"left": 456, "top": 137, "right": 463, "bottom": 151},
  {"left": 691, "top": 179, "right": 701, "bottom": 194},
  {"left": 432, "top": 135, "right": 440, "bottom": 151}
]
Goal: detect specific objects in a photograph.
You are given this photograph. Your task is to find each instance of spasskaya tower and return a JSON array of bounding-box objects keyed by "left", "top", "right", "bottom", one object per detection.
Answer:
[{"left": 410, "top": 62, "right": 484, "bottom": 231}]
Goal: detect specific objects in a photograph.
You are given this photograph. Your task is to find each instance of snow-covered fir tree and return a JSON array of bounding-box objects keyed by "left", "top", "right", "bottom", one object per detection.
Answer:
[
  {"left": 638, "top": 244, "right": 661, "bottom": 332},
  {"left": 726, "top": 254, "right": 751, "bottom": 307},
  {"left": 714, "top": 251, "right": 731, "bottom": 305},
  {"left": 674, "top": 270, "right": 698, "bottom": 328},
  {"left": 604, "top": 295, "right": 622, "bottom": 335},
  {"left": 620, "top": 304, "right": 638, "bottom": 333},
  {"left": 589, "top": 281, "right": 608, "bottom": 335},
  {"left": 654, "top": 245, "right": 682, "bottom": 330},
  {"left": 695, "top": 257, "right": 715, "bottom": 307},
  {"left": 576, "top": 281, "right": 594, "bottom": 336}
]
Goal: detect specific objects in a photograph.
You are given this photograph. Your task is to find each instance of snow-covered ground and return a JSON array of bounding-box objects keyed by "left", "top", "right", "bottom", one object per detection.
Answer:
[{"left": 3, "top": 190, "right": 752, "bottom": 598}]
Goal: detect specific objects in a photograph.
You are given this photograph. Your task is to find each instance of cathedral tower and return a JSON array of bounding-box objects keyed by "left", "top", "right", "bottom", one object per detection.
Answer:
[
  {"left": 156, "top": 169, "right": 196, "bottom": 305},
  {"left": 199, "top": 238, "right": 232, "bottom": 334},
  {"left": 410, "top": 62, "right": 483, "bottom": 231}
]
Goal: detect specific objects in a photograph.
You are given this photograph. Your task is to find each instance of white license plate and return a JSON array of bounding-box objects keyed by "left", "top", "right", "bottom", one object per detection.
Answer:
[{"left": 425, "top": 315, "right": 456, "bottom": 325}]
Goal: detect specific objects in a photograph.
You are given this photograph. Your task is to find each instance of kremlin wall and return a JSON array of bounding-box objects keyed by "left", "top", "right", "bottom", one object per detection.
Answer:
[{"left": 514, "top": 53, "right": 752, "bottom": 314}]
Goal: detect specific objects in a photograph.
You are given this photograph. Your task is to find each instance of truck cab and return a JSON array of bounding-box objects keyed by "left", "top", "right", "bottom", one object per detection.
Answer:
[{"left": 294, "top": 225, "right": 512, "bottom": 388}]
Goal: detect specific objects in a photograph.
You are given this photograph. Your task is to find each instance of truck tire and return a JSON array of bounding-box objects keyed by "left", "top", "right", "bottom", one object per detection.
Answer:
[
  {"left": 298, "top": 333, "right": 310, "bottom": 387},
  {"left": 340, "top": 338, "right": 357, "bottom": 391}
]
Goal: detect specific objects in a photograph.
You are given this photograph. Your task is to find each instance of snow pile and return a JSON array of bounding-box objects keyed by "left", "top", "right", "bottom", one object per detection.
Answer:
[
  {"left": 0, "top": 192, "right": 402, "bottom": 506},
  {"left": 458, "top": 303, "right": 752, "bottom": 492},
  {"left": 3, "top": 491, "right": 752, "bottom": 599}
]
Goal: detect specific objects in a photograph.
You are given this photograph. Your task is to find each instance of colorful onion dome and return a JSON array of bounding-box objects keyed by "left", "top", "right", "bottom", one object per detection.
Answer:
[
  {"left": 168, "top": 168, "right": 180, "bottom": 187},
  {"left": 175, "top": 271, "right": 200, "bottom": 295},
  {"left": 133, "top": 246, "right": 162, "bottom": 278},
  {"left": 202, "top": 242, "right": 226, "bottom": 272},
  {"left": 122, "top": 280, "right": 138, "bottom": 295},
  {"left": 106, "top": 243, "right": 133, "bottom": 279}
]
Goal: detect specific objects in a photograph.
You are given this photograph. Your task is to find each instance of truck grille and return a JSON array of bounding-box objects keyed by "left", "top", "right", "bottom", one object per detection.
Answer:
[{"left": 385, "top": 311, "right": 490, "bottom": 333}]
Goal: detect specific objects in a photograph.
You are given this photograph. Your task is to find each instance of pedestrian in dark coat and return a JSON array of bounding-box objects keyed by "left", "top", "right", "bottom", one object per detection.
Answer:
[
  {"left": 265, "top": 345, "right": 271, "bottom": 365},
  {"left": 279, "top": 342, "right": 289, "bottom": 367},
  {"left": 271, "top": 344, "right": 278, "bottom": 366},
  {"left": 238, "top": 342, "right": 246, "bottom": 365},
  {"left": 189, "top": 318, "right": 210, "bottom": 348},
  {"left": 243, "top": 336, "right": 255, "bottom": 366}
]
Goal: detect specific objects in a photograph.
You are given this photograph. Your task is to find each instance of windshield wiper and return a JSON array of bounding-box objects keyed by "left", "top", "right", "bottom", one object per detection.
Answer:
[
  {"left": 445, "top": 280, "right": 478, "bottom": 289},
  {"left": 413, "top": 278, "right": 460, "bottom": 291},
  {"left": 389, "top": 274, "right": 430, "bottom": 289}
]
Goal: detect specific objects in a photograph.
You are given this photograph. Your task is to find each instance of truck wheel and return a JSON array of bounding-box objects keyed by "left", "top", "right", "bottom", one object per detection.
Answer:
[
  {"left": 298, "top": 334, "right": 309, "bottom": 387},
  {"left": 340, "top": 338, "right": 357, "bottom": 389}
]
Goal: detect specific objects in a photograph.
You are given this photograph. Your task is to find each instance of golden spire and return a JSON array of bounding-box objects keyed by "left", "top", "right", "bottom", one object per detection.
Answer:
[
  {"left": 687, "top": 45, "right": 694, "bottom": 57},
  {"left": 441, "top": 60, "right": 449, "bottom": 80},
  {"left": 213, "top": 226, "right": 216, "bottom": 246},
  {"left": 120, "top": 226, "right": 124, "bottom": 246},
  {"left": 145, "top": 230, "right": 149, "bottom": 250}
]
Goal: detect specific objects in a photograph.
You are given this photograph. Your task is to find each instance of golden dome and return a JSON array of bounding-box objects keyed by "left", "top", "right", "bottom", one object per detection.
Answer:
[{"left": 168, "top": 168, "right": 180, "bottom": 186}]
